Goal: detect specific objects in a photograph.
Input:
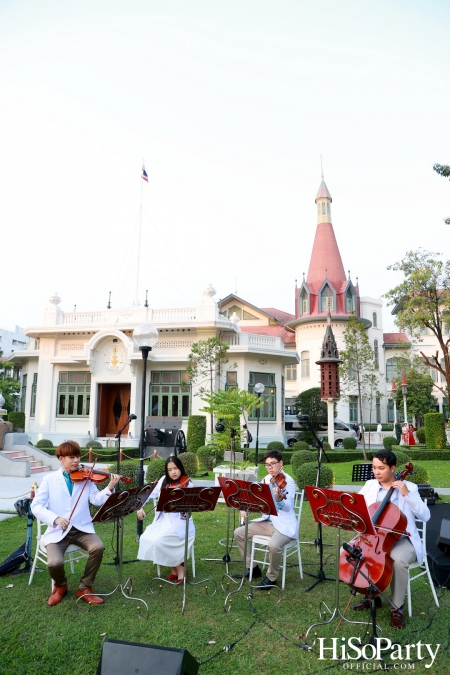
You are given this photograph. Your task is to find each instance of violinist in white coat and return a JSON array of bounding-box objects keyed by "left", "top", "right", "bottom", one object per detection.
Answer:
[
  {"left": 31, "top": 441, "right": 120, "bottom": 606},
  {"left": 351, "top": 450, "right": 430, "bottom": 629}
]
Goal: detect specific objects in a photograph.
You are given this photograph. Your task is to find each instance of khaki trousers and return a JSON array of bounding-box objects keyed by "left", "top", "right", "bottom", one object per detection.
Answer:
[
  {"left": 234, "top": 520, "right": 294, "bottom": 582},
  {"left": 46, "top": 527, "right": 105, "bottom": 590},
  {"left": 389, "top": 537, "right": 417, "bottom": 609}
]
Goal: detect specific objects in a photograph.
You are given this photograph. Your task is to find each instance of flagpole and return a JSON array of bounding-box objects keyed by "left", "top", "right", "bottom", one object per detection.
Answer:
[{"left": 136, "top": 163, "right": 145, "bottom": 306}]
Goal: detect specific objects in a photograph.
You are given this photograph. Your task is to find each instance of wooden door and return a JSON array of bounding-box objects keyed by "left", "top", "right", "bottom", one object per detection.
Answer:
[{"left": 97, "top": 384, "right": 131, "bottom": 437}]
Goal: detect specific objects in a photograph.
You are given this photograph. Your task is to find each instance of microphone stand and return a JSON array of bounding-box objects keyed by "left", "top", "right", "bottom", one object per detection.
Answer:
[
  {"left": 302, "top": 417, "right": 334, "bottom": 592},
  {"left": 105, "top": 415, "right": 137, "bottom": 570}
]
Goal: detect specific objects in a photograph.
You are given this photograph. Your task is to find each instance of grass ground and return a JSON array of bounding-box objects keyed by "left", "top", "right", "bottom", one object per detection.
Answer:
[{"left": 1, "top": 478, "right": 450, "bottom": 675}]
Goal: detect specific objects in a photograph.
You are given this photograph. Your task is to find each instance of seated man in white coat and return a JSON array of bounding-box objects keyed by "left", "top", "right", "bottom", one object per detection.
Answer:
[
  {"left": 351, "top": 450, "right": 430, "bottom": 629},
  {"left": 31, "top": 441, "right": 120, "bottom": 606},
  {"left": 233, "top": 449, "right": 298, "bottom": 588}
]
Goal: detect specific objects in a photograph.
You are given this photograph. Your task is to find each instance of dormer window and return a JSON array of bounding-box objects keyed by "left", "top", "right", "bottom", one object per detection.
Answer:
[
  {"left": 321, "top": 284, "right": 334, "bottom": 312},
  {"left": 345, "top": 288, "right": 356, "bottom": 313},
  {"left": 300, "top": 289, "right": 309, "bottom": 316}
]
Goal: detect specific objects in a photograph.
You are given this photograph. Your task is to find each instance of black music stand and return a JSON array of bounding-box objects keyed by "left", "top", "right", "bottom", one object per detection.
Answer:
[
  {"left": 88, "top": 483, "right": 156, "bottom": 617},
  {"left": 304, "top": 485, "right": 388, "bottom": 641},
  {"left": 218, "top": 477, "right": 281, "bottom": 611},
  {"left": 150, "top": 485, "right": 222, "bottom": 615},
  {"left": 351, "top": 463, "right": 374, "bottom": 482}
]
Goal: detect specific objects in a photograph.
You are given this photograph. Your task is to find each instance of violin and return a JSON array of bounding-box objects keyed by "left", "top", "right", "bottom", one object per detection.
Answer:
[
  {"left": 339, "top": 463, "right": 414, "bottom": 594},
  {"left": 167, "top": 475, "right": 189, "bottom": 489},
  {"left": 70, "top": 464, "right": 132, "bottom": 485},
  {"left": 270, "top": 471, "right": 288, "bottom": 498}
]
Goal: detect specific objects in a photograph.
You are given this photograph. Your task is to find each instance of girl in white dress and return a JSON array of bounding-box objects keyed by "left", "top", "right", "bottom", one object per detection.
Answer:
[{"left": 137, "top": 456, "right": 195, "bottom": 583}]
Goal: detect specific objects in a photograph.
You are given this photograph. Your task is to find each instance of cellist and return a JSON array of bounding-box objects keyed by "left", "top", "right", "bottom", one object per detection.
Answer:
[
  {"left": 31, "top": 441, "right": 121, "bottom": 606},
  {"left": 350, "top": 450, "right": 430, "bottom": 629}
]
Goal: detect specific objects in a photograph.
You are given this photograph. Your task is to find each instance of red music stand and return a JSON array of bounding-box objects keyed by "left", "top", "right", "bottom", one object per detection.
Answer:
[
  {"left": 152, "top": 485, "right": 222, "bottom": 615},
  {"left": 89, "top": 482, "right": 157, "bottom": 616},
  {"left": 218, "top": 477, "right": 281, "bottom": 611},
  {"left": 304, "top": 485, "right": 383, "bottom": 639}
]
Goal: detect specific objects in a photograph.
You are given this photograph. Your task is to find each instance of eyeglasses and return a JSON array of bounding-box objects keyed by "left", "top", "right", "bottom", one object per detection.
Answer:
[{"left": 264, "top": 461, "right": 280, "bottom": 468}]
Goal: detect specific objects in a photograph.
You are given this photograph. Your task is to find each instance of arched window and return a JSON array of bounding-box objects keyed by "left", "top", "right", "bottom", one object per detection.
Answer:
[
  {"left": 321, "top": 284, "right": 334, "bottom": 312},
  {"left": 372, "top": 311, "right": 377, "bottom": 328},
  {"left": 374, "top": 339, "right": 379, "bottom": 369},
  {"left": 301, "top": 351, "right": 310, "bottom": 379},
  {"left": 345, "top": 288, "right": 355, "bottom": 313},
  {"left": 300, "top": 289, "right": 309, "bottom": 315}
]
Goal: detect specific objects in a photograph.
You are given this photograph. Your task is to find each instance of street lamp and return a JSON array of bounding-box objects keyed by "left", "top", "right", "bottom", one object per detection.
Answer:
[
  {"left": 401, "top": 370, "right": 408, "bottom": 424},
  {"left": 133, "top": 322, "right": 159, "bottom": 537},
  {"left": 391, "top": 378, "right": 397, "bottom": 424},
  {"left": 254, "top": 383, "right": 265, "bottom": 466}
]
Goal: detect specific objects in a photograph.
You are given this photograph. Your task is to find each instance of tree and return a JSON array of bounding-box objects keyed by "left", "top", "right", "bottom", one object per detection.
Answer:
[
  {"left": 391, "top": 355, "right": 436, "bottom": 424},
  {"left": 295, "top": 387, "right": 335, "bottom": 433},
  {"left": 339, "top": 315, "right": 384, "bottom": 460},
  {"left": 186, "top": 337, "right": 236, "bottom": 434},
  {"left": 384, "top": 249, "right": 450, "bottom": 398},
  {"left": 200, "top": 388, "right": 262, "bottom": 455},
  {"left": 433, "top": 163, "right": 450, "bottom": 225},
  {"left": 0, "top": 352, "right": 20, "bottom": 413}
]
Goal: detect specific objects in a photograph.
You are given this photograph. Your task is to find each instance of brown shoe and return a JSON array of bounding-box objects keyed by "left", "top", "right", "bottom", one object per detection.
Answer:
[
  {"left": 76, "top": 587, "right": 104, "bottom": 605},
  {"left": 351, "top": 595, "right": 382, "bottom": 611},
  {"left": 47, "top": 584, "right": 68, "bottom": 606},
  {"left": 390, "top": 609, "right": 405, "bottom": 629}
]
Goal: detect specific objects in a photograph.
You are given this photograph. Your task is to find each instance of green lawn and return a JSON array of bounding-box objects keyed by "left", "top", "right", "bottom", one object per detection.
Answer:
[{"left": 0, "top": 495, "right": 449, "bottom": 675}]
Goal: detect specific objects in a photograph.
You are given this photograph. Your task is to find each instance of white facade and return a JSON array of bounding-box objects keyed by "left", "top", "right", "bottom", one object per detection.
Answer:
[
  {"left": 0, "top": 326, "right": 28, "bottom": 358},
  {"left": 10, "top": 288, "right": 298, "bottom": 446}
]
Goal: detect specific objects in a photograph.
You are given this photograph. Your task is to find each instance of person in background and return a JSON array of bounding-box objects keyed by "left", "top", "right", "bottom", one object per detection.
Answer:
[
  {"left": 377, "top": 421, "right": 382, "bottom": 445},
  {"left": 242, "top": 424, "right": 252, "bottom": 449},
  {"left": 394, "top": 419, "right": 402, "bottom": 445}
]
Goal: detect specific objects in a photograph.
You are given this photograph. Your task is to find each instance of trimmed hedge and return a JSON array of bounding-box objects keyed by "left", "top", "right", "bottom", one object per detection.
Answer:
[
  {"left": 292, "top": 441, "right": 312, "bottom": 452},
  {"left": 383, "top": 437, "right": 398, "bottom": 450},
  {"left": 187, "top": 415, "right": 207, "bottom": 453},
  {"left": 282, "top": 451, "right": 293, "bottom": 466},
  {"left": 179, "top": 452, "right": 198, "bottom": 477},
  {"left": 145, "top": 458, "right": 166, "bottom": 483},
  {"left": 266, "top": 441, "right": 285, "bottom": 453},
  {"left": 292, "top": 450, "right": 317, "bottom": 474},
  {"left": 416, "top": 427, "right": 426, "bottom": 444},
  {"left": 86, "top": 440, "right": 103, "bottom": 449},
  {"left": 407, "top": 449, "right": 450, "bottom": 461},
  {"left": 107, "top": 460, "right": 140, "bottom": 488},
  {"left": 406, "top": 464, "right": 429, "bottom": 485},
  {"left": 343, "top": 437, "right": 357, "bottom": 450},
  {"left": 424, "top": 413, "right": 447, "bottom": 449},
  {"left": 389, "top": 449, "right": 410, "bottom": 467},
  {"left": 36, "top": 439, "right": 53, "bottom": 449},
  {"left": 8, "top": 411, "right": 25, "bottom": 429},
  {"left": 295, "top": 462, "right": 334, "bottom": 491}
]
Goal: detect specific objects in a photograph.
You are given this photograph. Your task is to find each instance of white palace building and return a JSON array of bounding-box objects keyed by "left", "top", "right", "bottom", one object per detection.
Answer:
[{"left": 11, "top": 179, "right": 448, "bottom": 447}]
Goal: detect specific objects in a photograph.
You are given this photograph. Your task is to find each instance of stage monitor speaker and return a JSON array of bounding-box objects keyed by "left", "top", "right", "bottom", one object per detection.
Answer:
[
  {"left": 437, "top": 519, "right": 450, "bottom": 555},
  {"left": 97, "top": 639, "right": 199, "bottom": 675}
]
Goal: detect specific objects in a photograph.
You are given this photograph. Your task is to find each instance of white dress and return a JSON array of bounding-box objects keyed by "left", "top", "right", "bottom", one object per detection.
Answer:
[{"left": 137, "top": 476, "right": 196, "bottom": 567}]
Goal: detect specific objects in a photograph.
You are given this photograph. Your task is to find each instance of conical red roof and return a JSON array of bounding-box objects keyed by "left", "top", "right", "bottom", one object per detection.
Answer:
[{"left": 306, "top": 221, "right": 347, "bottom": 293}]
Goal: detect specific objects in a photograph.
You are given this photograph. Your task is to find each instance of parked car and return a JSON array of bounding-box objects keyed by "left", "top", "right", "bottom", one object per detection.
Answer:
[{"left": 284, "top": 416, "right": 357, "bottom": 448}]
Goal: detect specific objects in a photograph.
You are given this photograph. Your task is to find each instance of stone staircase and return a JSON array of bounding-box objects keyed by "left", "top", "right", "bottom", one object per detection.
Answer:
[{"left": 0, "top": 433, "right": 60, "bottom": 477}]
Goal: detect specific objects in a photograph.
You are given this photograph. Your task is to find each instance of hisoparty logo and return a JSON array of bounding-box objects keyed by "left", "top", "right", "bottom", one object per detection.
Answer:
[{"left": 317, "top": 637, "right": 440, "bottom": 670}]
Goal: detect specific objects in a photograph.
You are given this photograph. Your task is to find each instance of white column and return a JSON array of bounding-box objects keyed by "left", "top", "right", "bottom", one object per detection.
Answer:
[{"left": 327, "top": 400, "right": 335, "bottom": 448}]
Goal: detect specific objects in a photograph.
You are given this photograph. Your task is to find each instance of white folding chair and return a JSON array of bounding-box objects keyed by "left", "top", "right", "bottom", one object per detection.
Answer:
[
  {"left": 406, "top": 500, "right": 440, "bottom": 617},
  {"left": 29, "top": 520, "right": 89, "bottom": 588},
  {"left": 157, "top": 542, "right": 196, "bottom": 578},
  {"left": 249, "top": 490, "right": 304, "bottom": 589}
]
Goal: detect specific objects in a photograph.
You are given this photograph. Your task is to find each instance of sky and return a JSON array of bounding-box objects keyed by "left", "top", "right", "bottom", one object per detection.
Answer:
[{"left": 1, "top": 0, "right": 449, "bottom": 334}]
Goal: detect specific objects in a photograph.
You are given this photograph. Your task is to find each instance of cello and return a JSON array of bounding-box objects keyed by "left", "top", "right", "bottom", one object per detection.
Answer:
[{"left": 339, "top": 462, "right": 414, "bottom": 594}]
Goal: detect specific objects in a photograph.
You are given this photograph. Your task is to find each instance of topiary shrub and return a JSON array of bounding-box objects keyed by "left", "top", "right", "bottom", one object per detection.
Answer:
[
  {"left": 36, "top": 439, "right": 53, "bottom": 449},
  {"left": 107, "top": 460, "right": 140, "bottom": 488},
  {"left": 383, "top": 436, "right": 397, "bottom": 450},
  {"left": 292, "top": 441, "right": 311, "bottom": 452},
  {"left": 282, "top": 451, "right": 293, "bottom": 465},
  {"left": 291, "top": 450, "right": 317, "bottom": 474},
  {"left": 343, "top": 437, "right": 357, "bottom": 450},
  {"left": 322, "top": 441, "right": 331, "bottom": 452},
  {"left": 424, "top": 412, "right": 447, "bottom": 449},
  {"left": 145, "top": 458, "right": 166, "bottom": 483},
  {"left": 8, "top": 411, "right": 25, "bottom": 429},
  {"left": 196, "top": 445, "right": 217, "bottom": 470},
  {"left": 295, "top": 462, "right": 334, "bottom": 491},
  {"left": 416, "top": 427, "right": 426, "bottom": 444},
  {"left": 179, "top": 452, "right": 198, "bottom": 477},
  {"left": 389, "top": 448, "right": 410, "bottom": 467},
  {"left": 187, "top": 415, "right": 207, "bottom": 453},
  {"left": 86, "top": 440, "right": 103, "bottom": 449},
  {"left": 406, "top": 464, "right": 429, "bottom": 485},
  {"left": 266, "top": 441, "right": 285, "bottom": 453}
]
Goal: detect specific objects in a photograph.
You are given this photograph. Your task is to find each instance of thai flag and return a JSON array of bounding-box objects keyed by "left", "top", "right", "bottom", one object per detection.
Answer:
[{"left": 141, "top": 165, "right": 148, "bottom": 182}]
